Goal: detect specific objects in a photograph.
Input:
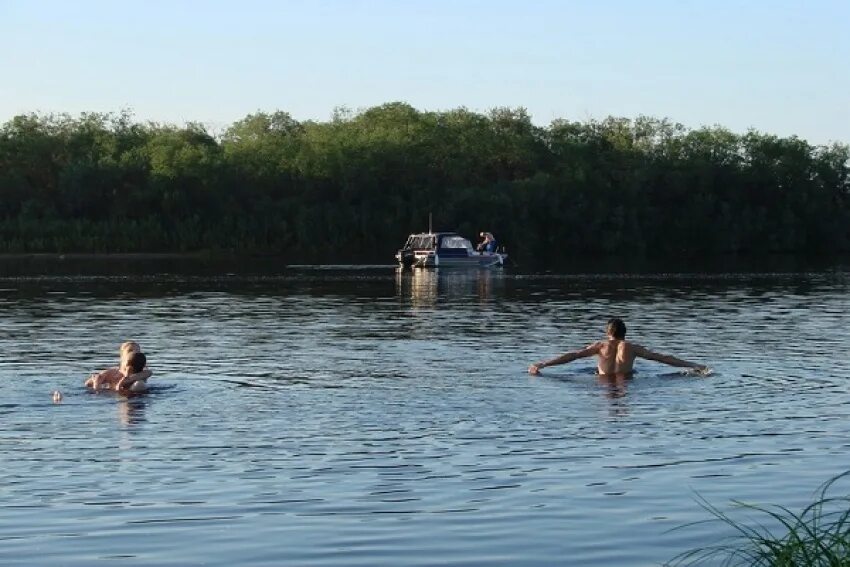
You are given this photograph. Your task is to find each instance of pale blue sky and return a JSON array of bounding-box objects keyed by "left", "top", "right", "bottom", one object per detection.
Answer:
[{"left": 1, "top": 0, "right": 847, "bottom": 144}]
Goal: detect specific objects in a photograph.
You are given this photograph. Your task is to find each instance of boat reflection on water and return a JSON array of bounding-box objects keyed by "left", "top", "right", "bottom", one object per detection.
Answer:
[{"left": 395, "top": 267, "right": 502, "bottom": 306}]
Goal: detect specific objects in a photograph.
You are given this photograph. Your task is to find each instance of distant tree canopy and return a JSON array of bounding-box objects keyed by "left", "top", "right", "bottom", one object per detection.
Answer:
[{"left": 0, "top": 103, "right": 848, "bottom": 264}]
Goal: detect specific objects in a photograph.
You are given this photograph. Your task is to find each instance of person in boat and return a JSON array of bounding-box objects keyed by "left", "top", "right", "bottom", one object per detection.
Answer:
[
  {"left": 476, "top": 231, "right": 497, "bottom": 254},
  {"left": 85, "top": 341, "right": 152, "bottom": 392},
  {"left": 528, "top": 318, "right": 708, "bottom": 376}
]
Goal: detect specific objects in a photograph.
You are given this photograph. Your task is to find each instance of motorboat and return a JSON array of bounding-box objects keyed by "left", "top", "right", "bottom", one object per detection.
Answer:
[{"left": 395, "top": 231, "right": 507, "bottom": 268}]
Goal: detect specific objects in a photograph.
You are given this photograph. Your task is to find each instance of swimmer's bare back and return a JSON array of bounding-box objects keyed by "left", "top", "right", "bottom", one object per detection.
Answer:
[{"left": 595, "top": 339, "right": 638, "bottom": 375}]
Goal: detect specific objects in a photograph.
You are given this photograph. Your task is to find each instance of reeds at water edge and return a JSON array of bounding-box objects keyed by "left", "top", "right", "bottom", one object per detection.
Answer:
[{"left": 668, "top": 471, "right": 850, "bottom": 567}]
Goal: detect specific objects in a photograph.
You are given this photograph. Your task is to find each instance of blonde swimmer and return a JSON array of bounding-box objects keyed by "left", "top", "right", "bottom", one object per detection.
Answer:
[{"left": 85, "top": 341, "right": 152, "bottom": 392}]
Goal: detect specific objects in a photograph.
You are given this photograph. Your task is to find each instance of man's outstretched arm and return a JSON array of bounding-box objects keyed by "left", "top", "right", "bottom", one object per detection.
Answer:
[
  {"left": 633, "top": 345, "right": 706, "bottom": 370},
  {"left": 529, "top": 343, "right": 601, "bottom": 375}
]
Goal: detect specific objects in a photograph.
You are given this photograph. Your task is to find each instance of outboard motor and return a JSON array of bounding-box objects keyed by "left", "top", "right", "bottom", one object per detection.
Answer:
[
  {"left": 396, "top": 237, "right": 416, "bottom": 267},
  {"left": 398, "top": 248, "right": 415, "bottom": 268}
]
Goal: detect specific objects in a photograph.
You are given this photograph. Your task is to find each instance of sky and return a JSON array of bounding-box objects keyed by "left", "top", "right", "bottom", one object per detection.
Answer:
[{"left": 0, "top": 0, "right": 848, "bottom": 144}]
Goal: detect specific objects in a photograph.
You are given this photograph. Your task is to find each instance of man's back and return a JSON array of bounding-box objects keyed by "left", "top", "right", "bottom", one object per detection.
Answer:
[
  {"left": 596, "top": 339, "right": 637, "bottom": 375},
  {"left": 528, "top": 318, "right": 707, "bottom": 376}
]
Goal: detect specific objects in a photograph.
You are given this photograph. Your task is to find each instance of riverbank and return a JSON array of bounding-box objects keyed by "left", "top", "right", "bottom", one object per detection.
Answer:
[{"left": 1, "top": 251, "right": 848, "bottom": 277}]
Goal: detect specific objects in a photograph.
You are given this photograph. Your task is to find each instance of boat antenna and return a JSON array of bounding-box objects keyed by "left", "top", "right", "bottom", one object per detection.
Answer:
[{"left": 428, "top": 212, "right": 432, "bottom": 234}]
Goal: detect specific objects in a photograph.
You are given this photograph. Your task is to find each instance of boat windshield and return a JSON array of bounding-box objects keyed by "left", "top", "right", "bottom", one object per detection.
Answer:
[
  {"left": 440, "top": 236, "right": 474, "bottom": 251},
  {"left": 406, "top": 235, "right": 435, "bottom": 250}
]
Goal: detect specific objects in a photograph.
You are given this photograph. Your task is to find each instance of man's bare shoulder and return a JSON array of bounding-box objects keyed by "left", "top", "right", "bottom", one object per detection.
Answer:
[
  {"left": 97, "top": 367, "right": 122, "bottom": 379},
  {"left": 625, "top": 343, "right": 661, "bottom": 358}
]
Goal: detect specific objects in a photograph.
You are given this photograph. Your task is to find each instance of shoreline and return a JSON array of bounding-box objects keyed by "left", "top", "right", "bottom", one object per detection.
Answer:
[
  {"left": 0, "top": 252, "right": 848, "bottom": 276},
  {"left": 0, "top": 252, "right": 209, "bottom": 260}
]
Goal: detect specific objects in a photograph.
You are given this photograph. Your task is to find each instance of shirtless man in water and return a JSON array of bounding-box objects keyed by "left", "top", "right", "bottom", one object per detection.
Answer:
[{"left": 528, "top": 318, "right": 708, "bottom": 376}]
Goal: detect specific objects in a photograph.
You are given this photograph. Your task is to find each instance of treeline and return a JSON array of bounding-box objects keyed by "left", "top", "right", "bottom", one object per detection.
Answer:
[{"left": 0, "top": 103, "right": 848, "bottom": 264}]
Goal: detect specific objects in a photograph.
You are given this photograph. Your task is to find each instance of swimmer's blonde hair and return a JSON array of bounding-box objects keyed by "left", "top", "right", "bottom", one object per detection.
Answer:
[
  {"left": 119, "top": 341, "right": 141, "bottom": 372},
  {"left": 120, "top": 341, "right": 141, "bottom": 354}
]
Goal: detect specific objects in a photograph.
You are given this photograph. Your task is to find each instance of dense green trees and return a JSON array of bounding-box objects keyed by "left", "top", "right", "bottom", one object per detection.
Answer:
[{"left": 0, "top": 104, "right": 847, "bottom": 264}]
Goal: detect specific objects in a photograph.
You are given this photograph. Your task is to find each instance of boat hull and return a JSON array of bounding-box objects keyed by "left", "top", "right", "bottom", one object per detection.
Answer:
[{"left": 405, "top": 252, "right": 506, "bottom": 268}]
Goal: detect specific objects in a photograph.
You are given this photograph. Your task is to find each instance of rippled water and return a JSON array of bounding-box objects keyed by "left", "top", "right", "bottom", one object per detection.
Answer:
[{"left": 2, "top": 261, "right": 849, "bottom": 566}]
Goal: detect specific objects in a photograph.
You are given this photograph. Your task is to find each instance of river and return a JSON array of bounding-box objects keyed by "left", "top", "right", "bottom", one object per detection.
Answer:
[{"left": 1, "top": 259, "right": 849, "bottom": 566}]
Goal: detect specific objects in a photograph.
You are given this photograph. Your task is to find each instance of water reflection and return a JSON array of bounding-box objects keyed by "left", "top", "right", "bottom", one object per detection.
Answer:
[
  {"left": 597, "top": 373, "right": 630, "bottom": 399},
  {"left": 598, "top": 374, "right": 631, "bottom": 417},
  {"left": 117, "top": 398, "right": 147, "bottom": 426},
  {"left": 394, "top": 268, "right": 499, "bottom": 305}
]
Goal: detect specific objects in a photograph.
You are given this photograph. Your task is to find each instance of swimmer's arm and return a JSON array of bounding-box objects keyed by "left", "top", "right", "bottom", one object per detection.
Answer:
[
  {"left": 116, "top": 369, "right": 152, "bottom": 390},
  {"left": 85, "top": 367, "right": 120, "bottom": 388},
  {"left": 529, "top": 343, "right": 601, "bottom": 375},
  {"left": 633, "top": 345, "right": 706, "bottom": 370}
]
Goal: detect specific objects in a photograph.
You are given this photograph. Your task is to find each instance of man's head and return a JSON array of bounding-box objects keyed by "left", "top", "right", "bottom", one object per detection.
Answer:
[
  {"left": 606, "top": 318, "right": 626, "bottom": 339},
  {"left": 127, "top": 351, "right": 146, "bottom": 374}
]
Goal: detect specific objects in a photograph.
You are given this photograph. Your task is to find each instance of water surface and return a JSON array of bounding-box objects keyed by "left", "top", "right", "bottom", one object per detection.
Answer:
[{"left": 1, "top": 262, "right": 849, "bottom": 566}]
